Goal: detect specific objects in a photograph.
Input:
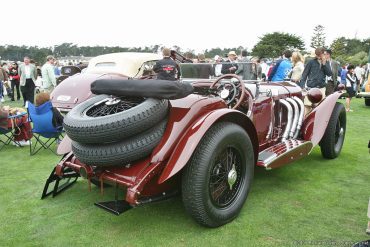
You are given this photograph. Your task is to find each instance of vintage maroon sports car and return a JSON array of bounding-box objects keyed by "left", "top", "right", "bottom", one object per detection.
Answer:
[{"left": 43, "top": 66, "right": 346, "bottom": 227}]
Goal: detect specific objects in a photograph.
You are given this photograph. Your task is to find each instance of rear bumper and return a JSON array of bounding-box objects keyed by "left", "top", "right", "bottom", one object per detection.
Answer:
[{"left": 55, "top": 152, "right": 174, "bottom": 205}]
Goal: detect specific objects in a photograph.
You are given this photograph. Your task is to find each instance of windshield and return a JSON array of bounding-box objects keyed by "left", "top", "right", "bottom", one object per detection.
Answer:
[{"left": 179, "top": 62, "right": 260, "bottom": 81}]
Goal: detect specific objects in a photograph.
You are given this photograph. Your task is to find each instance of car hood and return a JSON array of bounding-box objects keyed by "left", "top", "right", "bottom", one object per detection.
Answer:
[{"left": 51, "top": 73, "right": 128, "bottom": 110}]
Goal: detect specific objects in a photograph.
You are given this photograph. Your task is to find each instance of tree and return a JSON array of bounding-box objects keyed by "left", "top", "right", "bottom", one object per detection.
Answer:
[
  {"left": 330, "top": 37, "right": 347, "bottom": 58},
  {"left": 310, "top": 25, "right": 326, "bottom": 49},
  {"left": 251, "top": 32, "right": 305, "bottom": 58}
]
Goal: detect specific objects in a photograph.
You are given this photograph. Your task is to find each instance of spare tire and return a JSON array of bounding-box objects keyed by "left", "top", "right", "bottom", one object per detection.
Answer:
[
  {"left": 72, "top": 119, "right": 167, "bottom": 167},
  {"left": 64, "top": 95, "right": 168, "bottom": 144}
]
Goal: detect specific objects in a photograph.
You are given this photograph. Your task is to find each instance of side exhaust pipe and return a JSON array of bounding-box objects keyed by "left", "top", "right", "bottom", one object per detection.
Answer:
[
  {"left": 279, "top": 99, "right": 293, "bottom": 141},
  {"left": 286, "top": 98, "right": 299, "bottom": 138},
  {"left": 293, "top": 96, "right": 305, "bottom": 138}
]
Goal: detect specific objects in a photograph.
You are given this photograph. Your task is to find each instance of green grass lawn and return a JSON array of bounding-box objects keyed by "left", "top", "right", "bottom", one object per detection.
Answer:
[{"left": 0, "top": 98, "right": 369, "bottom": 247}]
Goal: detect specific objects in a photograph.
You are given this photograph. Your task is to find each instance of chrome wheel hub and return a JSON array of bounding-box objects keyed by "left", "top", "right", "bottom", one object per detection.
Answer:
[
  {"left": 227, "top": 164, "right": 237, "bottom": 190},
  {"left": 105, "top": 98, "right": 121, "bottom": 106}
]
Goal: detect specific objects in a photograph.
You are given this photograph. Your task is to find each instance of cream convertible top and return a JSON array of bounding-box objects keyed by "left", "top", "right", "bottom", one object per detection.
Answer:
[{"left": 85, "top": 52, "right": 162, "bottom": 77}]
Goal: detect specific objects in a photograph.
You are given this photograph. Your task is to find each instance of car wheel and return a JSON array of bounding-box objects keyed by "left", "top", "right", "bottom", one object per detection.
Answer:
[
  {"left": 64, "top": 94, "right": 168, "bottom": 144},
  {"left": 365, "top": 98, "right": 370, "bottom": 106},
  {"left": 182, "top": 122, "right": 254, "bottom": 227},
  {"left": 320, "top": 102, "right": 346, "bottom": 159},
  {"left": 71, "top": 119, "right": 167, "bottom": 167}
]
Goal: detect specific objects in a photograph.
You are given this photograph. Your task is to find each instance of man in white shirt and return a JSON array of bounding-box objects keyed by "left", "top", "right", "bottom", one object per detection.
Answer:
[
  {"left": 354, "top": 64, "right": 364, "bottom": 93},
  {"left": 41, "top": 55, "right": 57, "bottom": 92}
]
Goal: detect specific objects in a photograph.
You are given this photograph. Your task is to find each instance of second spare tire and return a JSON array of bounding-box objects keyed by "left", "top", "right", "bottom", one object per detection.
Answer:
[{"left": 63, "top": 94, "right": 168, "bottom": 144}]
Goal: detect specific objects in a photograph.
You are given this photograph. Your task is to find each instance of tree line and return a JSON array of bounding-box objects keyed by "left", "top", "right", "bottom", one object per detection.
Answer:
[{"left": 0, "top": 25, "right": 369, "bottom": 65}]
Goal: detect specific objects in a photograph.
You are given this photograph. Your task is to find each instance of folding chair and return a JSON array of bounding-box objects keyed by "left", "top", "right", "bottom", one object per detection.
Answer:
[
  {"left": 0, "top": 126, "right": 13, "bottom": 151},
  {"left": 0, "top": 113, "right": 26, "bottom": 150},
  {"left": 27, "top": 101, "right": 64, "bottom": 155}
]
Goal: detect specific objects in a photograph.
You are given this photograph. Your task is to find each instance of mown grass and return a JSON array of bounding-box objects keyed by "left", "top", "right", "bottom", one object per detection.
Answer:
[{"left": 0, "top": 98, "right": 369, "bottom": 247}]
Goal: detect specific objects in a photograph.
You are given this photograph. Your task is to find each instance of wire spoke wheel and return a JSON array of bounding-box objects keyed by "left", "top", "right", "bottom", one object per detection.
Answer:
[
  {"left": 209, "top": 147, "right": 243, "bottom": 208},
  {"left": 86, "top": 97, "right": 145, "bottom": 117}
]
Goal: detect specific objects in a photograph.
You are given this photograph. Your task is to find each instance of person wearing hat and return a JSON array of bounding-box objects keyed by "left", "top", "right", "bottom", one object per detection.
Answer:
[
  {"left": 8, "top": 62, "right": 20, "bottom": 101},
  {"left": 221, "top": 51, "right": 239, "bottom": 75},
  {"left": 41, "top": 55, "right": 57, "bottom": 92}
]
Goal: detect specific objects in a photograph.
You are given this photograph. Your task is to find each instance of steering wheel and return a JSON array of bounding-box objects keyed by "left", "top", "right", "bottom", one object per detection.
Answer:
[{"left": 210, "top": 74, "right": 246, "bottom": 109}]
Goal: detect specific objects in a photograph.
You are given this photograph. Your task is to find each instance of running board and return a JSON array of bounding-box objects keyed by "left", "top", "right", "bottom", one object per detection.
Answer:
[{"left": 257, "top": 140, "right": 313, "bottom": 170}]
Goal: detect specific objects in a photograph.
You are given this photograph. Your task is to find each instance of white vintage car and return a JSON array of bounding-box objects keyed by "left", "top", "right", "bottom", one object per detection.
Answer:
[{"left": 51, "top": 52, "right": 161, "bottom": 113}]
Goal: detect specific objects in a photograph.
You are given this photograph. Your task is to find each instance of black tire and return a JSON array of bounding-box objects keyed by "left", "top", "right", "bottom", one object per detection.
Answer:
[
  {"left": 320, "top": 102, "right": 346, "bottom": 159},
  {"left": 64, "top": 95, "right": 168, "bottom": 144},
  {"left": 182, "top": 122, "right": 254, "bottom": 227},
  {"left": 365, "top": 98, "right": 370, "bottom": 106},
  {"left": 71, "top": 119, "right": 167, "bottom": 167}
]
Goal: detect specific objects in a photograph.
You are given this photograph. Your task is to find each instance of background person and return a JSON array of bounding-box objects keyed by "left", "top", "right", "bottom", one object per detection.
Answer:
[
  {"left": 235, "top": 50, "right": 252, "bottom": 80},
  {"left": 269, "top": 50, "right": 292, "bottom": 82},
  {"left": 35, "top": 92, "right": 64, "bottom": 128},
  {"left": 345, "top": 64, "right": 356, "bottom": 112},
  {"left": 153, "top": 48, "right": 179, "bottom": 81},
  {"left": 18, "top": 56, "right": 37, "bottom": 105},
  {"left": 290, "top": 51, "right": 305, "bottom": 83},
  {"left": 41, "top": 55, "right": 57, "bottom": 92},
  {"left": 221, "top": 51, "right": 238, "bottom": 74},
  {"left": 8, "top": 62, "right": 21, "bottom": 101},
  {"left": 197, "top": 54, "right": 214, "bottom": 79},
  {"left": 324, "top": 49, "right": 341, "bottom": 96},
  {"left": 0, "top": 66, "right": 8, "bottom": 103}
]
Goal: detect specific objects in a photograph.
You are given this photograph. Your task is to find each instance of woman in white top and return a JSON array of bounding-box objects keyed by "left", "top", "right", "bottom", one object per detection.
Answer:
[{"left": 290, "top": 51, "right": 304, "bottom": 83}]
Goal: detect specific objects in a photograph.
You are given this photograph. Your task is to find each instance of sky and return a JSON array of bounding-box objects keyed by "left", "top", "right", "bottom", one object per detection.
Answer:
[{"left": 1, "top": 0, "right": 369, "bottom": 53}]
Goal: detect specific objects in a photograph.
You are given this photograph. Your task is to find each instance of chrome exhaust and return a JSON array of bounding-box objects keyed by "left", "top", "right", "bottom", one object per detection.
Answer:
[
  {"left": 279, "top": 99, "right": 293, "bottom": 141},
  {"left": 286, "top": 98, "right": 299, "bottom": 138},
  {"left": 293, "top": 96, "right": 305, "bottom": 138}
]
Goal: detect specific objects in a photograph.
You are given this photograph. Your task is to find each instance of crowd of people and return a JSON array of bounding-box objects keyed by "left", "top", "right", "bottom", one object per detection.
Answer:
[
  {"left": 0, "top": 55, "right": 65, "bottom": 146},
  {"left": 153, "top": 47, "right": 369, "bottom": 112}
]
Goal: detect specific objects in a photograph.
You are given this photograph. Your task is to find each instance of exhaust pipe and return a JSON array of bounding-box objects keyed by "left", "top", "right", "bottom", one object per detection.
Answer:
[
  {"left": 279, "top": 99, "right": 293, "bottom": 141},
  {"left": 293, "top": 96, "right": 305, "bottom": 138},
  {"left": 286, "top": 98, "right": 299, "bottom": 138}
]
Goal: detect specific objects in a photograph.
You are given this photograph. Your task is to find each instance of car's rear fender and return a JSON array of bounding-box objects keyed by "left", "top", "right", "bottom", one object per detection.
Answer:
[
  {"left": 302, "top": 91, "right": 343, "bottom": 146},
  {"left": 158, "top": 109, "right": 258, "bottom": 184}
]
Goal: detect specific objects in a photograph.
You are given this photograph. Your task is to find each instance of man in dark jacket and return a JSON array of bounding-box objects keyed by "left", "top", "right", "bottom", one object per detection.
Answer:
[
  {"left": 153, "top": 48, "right": 179, "bottom": 81},
  {"left": 299, "top": 47, "right": 332, "bottom": 90},
  {"left": 221, "top": 51, "right": 239, "bottom": 74},
  {"left": 299, "top": 47, "right": 332, "bottom": 112},
  {"left": 197, "top": 54, "right": 214, "bottom": 79},
  {"left": 324, "top": 49, "right": 341, "bottom": 95}
]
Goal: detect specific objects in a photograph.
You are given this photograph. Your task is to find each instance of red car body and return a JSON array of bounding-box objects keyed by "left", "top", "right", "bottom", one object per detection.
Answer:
[{"left": 44, "top": 57, "right": 346, "bottom": 227}]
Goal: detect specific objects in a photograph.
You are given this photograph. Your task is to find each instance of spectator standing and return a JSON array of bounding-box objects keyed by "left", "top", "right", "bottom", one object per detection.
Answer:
[
  {"left": 324, "top": 49, "right": 341, "bottom": 95},
  {"left": 251, "top": 58, "right": 262, "bottom": 80},
  {"left": 340, "top": 65, "right": 347, "bottom": 85},
  {"left": 18, "top": 56, "right": 38, "bottom": 105},
  {"left": 41, "top": 55, "right": 57, "bottom": 92},
  {"left": 221, "top": 51, "right": 238, "bottom": 75},
  {"left": 269, "top": 50, "right": 293, "bottom": 82},
  {"left": 235, "top": 50, "right": 252, "bottom": 80},
  {"left": 197, "top": 54, "right": 213, "bottom": 79},
  {"left": 354, "top": 64, "right": 364, "bottom": 93},
  {"left": 8, "top": 62, "right": 21, "bottom": 101},
  {"left": 153, "top": 48, "right": 179, "bottom": 81},
  {"left": 345, "top": 64, "right": 356, "bottom": 112},
  {"left": 290, "top": 51, "right": 305, "bottom": 83},
  {"left": 260, "top": 59, "right": 269, "bottom": 81},
  {"left": 213, "top": 55, "right": 223, "bottom": 77},
  {"left": 299, "top": 47, "right": 332, "bottom": 112},
  {"left": 0, "top": 66, "right": 8, "bottom": 102}
]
